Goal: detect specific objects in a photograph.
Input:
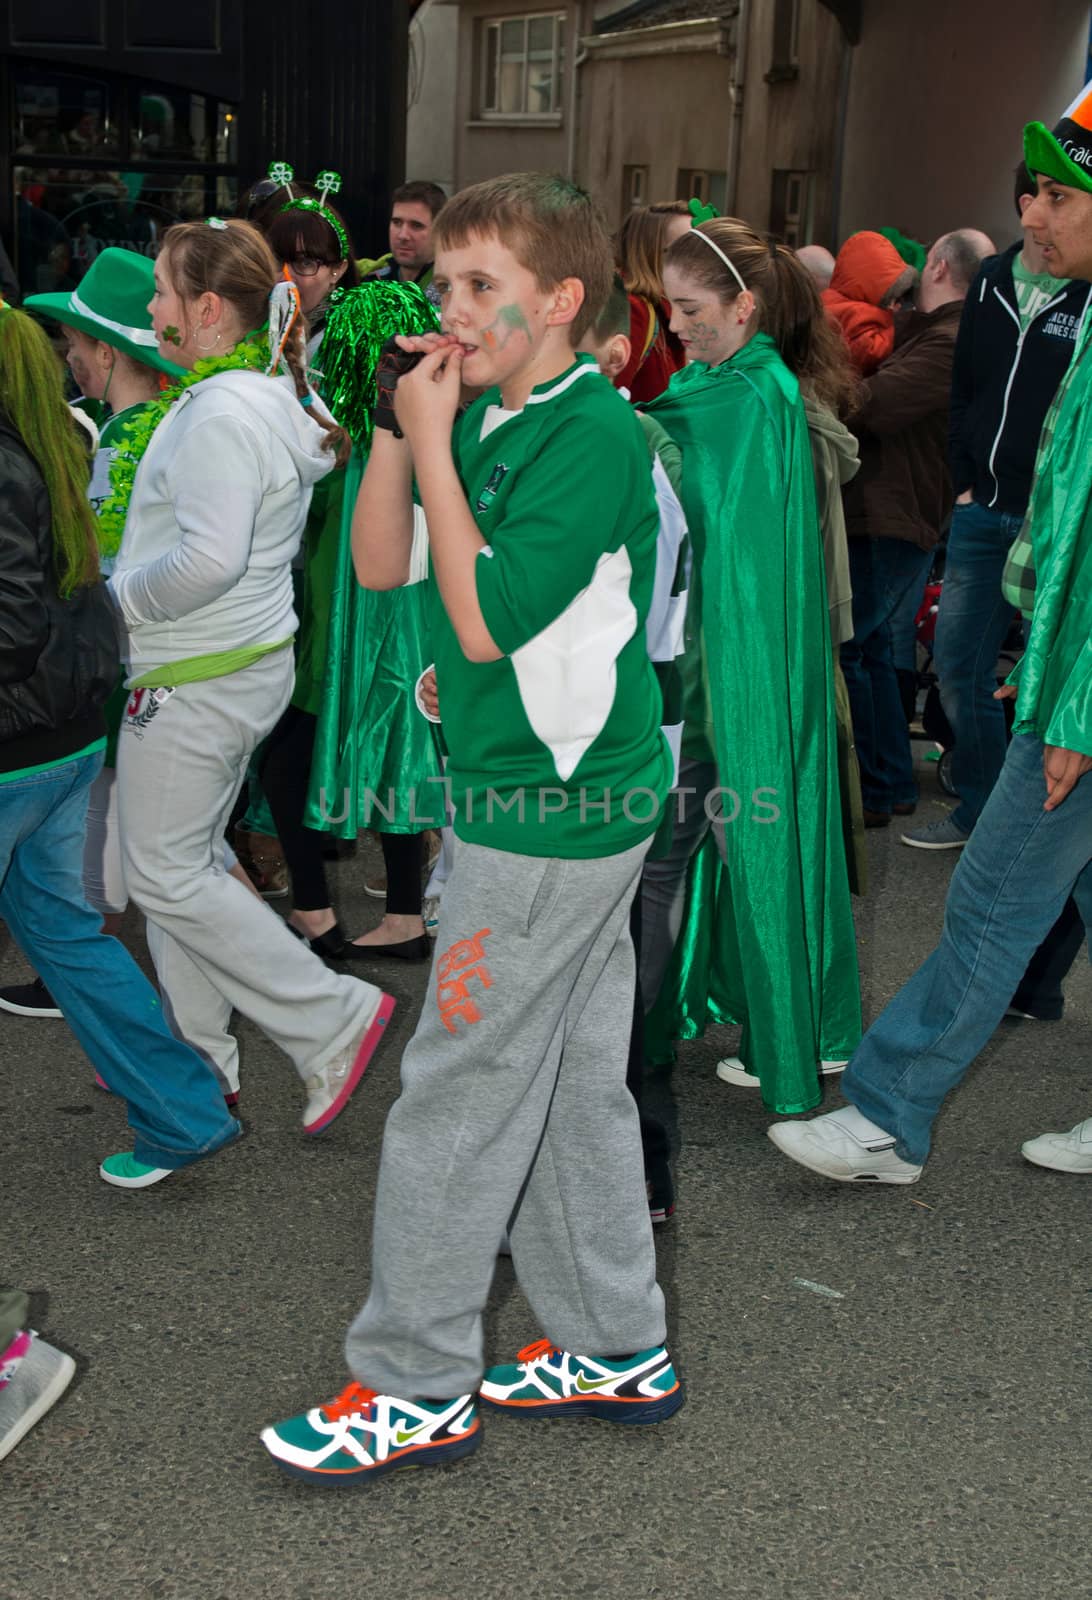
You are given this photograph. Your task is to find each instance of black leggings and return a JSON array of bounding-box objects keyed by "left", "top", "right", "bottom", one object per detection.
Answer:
[
  {"left": 260, "top": 704, "right": 427, "bottom": 917},
  {"left": 258, "top": 705, "right": 330, "bottom": 910},
  {"left": 381, "top": 831, "right": 424, "bottom": 916}
]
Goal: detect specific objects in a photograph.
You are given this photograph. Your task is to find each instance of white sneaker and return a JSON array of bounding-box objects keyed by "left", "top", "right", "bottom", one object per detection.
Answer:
[
  {"left": 0, "top": 1334, "right": 76, "bottom": 1461},
  {"left": 715, "top": 1056, "right": 760, "bottom": 1088},
  {"left": 716, "top": 1057, "right": 848, "bottom": 1088},
  {"left": 767, "top": 1106, "right": 923, "bottom": 1184},
  {"left": 301, "top": 993, "right": 396, "bottom": 1134},
  {"left": 422, "top": 895, "right": 441, "bottom": 939},
  {"left": 1021, "top": 1117, "right": 1092, "bottom": 1174}
]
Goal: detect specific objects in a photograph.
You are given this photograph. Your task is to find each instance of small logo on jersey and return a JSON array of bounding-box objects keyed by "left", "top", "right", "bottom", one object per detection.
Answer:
[{"left": 476, "top": 463, "right": 508, "bottom": 513}]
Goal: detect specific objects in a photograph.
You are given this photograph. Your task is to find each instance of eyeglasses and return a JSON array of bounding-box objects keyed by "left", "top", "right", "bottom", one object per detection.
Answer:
[{"left": 288, "top": 255, "right": 338, "bottom": 278}]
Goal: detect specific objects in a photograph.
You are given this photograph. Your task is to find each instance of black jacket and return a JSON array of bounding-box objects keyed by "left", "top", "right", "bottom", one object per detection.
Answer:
[
  {"left": 0, "top": 414, "right": 119, "bottom": 774},
  {"left": 948, "top": 243, "right": 1092, "bottom": 516}
]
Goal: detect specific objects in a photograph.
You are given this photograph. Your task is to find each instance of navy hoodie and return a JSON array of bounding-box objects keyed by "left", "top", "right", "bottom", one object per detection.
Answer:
[{"left": 948, "top": 242, "right": 1092, "bottom": 516}]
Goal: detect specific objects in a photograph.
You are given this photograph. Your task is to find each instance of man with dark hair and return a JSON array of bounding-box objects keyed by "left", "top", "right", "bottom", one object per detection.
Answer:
[
  {"left": 362, "top": 180, "right": 448, "bottom": 301},
  {"left": 840, "top": 228, "right": 994, "bottom": 828},
  {"left": 903, "top": 180, "right": 1092, "bottom": 852}
]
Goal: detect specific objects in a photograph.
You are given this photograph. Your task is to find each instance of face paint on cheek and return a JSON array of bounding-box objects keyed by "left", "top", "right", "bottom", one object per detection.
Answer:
[
  {"left": 479, "top": 303, "right": 532, "bottom": 353},
  {"left": 161, "top": 326, "right": 183, "bottom": 346}
]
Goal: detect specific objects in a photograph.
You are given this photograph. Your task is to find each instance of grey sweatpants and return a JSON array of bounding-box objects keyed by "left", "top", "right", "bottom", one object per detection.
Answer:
[
  {"left": 115, "top": 651, "right": 381, "bottom": 1094},
  {"left": 345, "top": 835, "right": 666, "bottom": 1398}
]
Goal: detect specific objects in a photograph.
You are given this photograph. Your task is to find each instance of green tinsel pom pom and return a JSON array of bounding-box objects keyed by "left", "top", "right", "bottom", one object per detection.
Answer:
[{"left": 321, "top": 280, "right": 439, "bottom": 447}]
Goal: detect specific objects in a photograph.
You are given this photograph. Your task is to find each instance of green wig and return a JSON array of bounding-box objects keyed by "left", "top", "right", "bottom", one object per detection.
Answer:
[{"left": 0, "top": 301, "right": 100, "bottom": 595}]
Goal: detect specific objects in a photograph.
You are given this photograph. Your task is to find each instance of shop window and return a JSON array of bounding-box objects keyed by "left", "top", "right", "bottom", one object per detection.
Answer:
[
  {"left": 13, "top": 67, "right": 119, "bottom": 159},
  {"left": 14, "top": 169, "right": 238, "bottom": 295},
  {"left": 480, "top": 12, "right": 566, "bottom": 119}
]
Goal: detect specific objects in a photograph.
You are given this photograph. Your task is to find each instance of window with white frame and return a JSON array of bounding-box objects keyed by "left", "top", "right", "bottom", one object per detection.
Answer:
[
  {"left": 770, "top": 169, "right": 813, "bottom": 247},
  {"left": 480, "top": 12, "right": 566, "bottom": 119},
  {"left": 676, "top": 169, "right": 727, "bottom": 213}
]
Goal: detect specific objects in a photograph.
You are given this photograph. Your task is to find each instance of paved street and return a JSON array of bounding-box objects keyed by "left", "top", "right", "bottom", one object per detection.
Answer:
[{"left": 2, "top": 763, "right": 1088, "bottom": 1600}]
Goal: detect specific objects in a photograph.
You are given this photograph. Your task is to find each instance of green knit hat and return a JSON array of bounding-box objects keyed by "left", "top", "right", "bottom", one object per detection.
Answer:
[
  {"left": 25, "top": 248, "right": 184, "bottom": 377},
  {"left": 1024, "top": 79, "right": 1092, "bottom": 194}
]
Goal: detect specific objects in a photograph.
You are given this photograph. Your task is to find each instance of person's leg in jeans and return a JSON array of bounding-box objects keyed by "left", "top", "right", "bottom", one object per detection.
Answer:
[
  {"left": 344, "top": 839, "right": 664, "bottom": 1398},
  {"left": 117, "top": 655, "right": 383, "bottom": 1090},
  {"left": 0, "top": 752, "right": 239, "bottom": 1168},
  {"left": 839, "top": 734, "right": 1092, "bottom": 1164},
  {"left": 842, "top": 538, "right": 933, "bottom": 817},
  {"left": 933, "top": 501, "right": 1023, "bottom": 834},
  {"left": 1009, "top": 895, "right": 1088, "bottom": 1020}
]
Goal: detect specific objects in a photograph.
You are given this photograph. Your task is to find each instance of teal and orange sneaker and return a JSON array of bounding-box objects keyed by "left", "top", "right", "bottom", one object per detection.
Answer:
[
  {"left": 479, "top": 1338, "right": 684, "bottom": 1424},
  {"left": 260, "top": 1380, "right": 481, "bottom": 1485}
]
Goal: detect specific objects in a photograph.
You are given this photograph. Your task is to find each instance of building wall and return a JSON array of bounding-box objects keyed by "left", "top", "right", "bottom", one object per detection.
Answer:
[
  {"left": 838, "top": 0, "right": 1090, "bottom": 250},
  {"left": 407, "top": 0, "right": 459, "bottom": 193},
  {"left": 581, "top": 49, "right": 735, "bottom": 230},
  {"left": 453, "top": 0, "right": 576, "bottom": 188},
  {"left": 734, "top": 0, "right": 847, "bottom": 241}
]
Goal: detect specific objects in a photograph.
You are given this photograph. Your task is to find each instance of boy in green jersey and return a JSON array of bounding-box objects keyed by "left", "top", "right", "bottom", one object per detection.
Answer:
[{"left": 262, "top": 174, "right": 683, "bottom": 1486}]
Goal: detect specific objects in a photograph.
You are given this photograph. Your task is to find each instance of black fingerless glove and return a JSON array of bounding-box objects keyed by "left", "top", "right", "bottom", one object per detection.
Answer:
[{"left": 373, "top": 337, "right": 425, "bottom": 438}]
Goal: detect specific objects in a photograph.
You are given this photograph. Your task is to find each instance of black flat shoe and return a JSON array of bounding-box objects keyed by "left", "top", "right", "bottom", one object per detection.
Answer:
[
  {"left": 343, "top": 934, "right": 432, "bottom": 962},
  {"left": 288, "top": 921, "right": 347, "bottom": 961}
]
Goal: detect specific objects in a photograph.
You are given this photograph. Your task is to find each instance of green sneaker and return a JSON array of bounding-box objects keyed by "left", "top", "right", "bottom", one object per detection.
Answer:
[
  {"left": 261, "top": 1381, "right": 481, "bottom": 1485},
  {"left": 479, "top": 1338, "right": 684, "bottom": 1424},
  {"left": 99, "top": 1152, "right": 173, "bottom": 1189}
]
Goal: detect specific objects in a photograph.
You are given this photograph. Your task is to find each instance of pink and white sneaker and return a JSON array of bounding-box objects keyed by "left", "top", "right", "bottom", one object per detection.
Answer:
[{"left": 302, "top": 993, "right": 396, "bottom": 1135}]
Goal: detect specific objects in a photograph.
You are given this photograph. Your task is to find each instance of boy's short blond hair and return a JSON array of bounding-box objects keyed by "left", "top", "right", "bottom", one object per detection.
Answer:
[{"left": 433, "top": 172, "right": 612, "bottom": 345}]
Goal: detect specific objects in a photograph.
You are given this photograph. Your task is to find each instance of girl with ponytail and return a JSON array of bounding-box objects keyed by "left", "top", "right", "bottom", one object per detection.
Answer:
[
  {"left": 105, "top": 220, "right": 394, "bottom": 1176},
  {"left": 640, "top": 216, "right": 862, "bottom": 1116},
  {"left": 0, "top": 303, "right": 243, "bottom": 1186}
]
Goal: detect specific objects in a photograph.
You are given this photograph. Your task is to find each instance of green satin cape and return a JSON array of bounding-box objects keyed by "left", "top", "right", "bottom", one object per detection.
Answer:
[
  {"left": 304, "top": 448, "right": 445, "bottom": 836},
  {"left": 644, "top": 336, "right": 861, "bottom": 1113}
]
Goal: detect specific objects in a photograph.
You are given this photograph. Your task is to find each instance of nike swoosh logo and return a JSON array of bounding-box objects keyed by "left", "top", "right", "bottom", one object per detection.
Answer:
[
  {"left": 574, "top": 1372, "right": 617, "bottom": 1394},
  {"left": 393, "top": 1423, "right": 431, "bottom": 1447}
]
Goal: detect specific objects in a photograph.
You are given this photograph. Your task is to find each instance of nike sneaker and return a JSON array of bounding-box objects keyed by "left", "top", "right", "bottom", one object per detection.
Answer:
[
  {"left": 260, "top": 1380, "right": 481, "bottom": 1484},
  {"left": 479, "top": 1338, "right": 684, "bottom": 1424}
]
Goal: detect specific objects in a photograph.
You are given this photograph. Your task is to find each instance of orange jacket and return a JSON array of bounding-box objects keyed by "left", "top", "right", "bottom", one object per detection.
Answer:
[{"left": 822, "top": 231, "right": 910, "bottom": 375}]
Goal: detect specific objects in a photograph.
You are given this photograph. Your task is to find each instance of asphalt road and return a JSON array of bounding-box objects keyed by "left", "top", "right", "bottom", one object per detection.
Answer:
[{"left": 2, "top": 770, "right": 1088, "bottom": 1600}]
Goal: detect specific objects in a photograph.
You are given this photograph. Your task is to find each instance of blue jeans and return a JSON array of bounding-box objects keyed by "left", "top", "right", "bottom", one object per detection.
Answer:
[
  {"left": 0, "top": 748, "right": 240, "bottom": 1169},
  {"left": 933, "top": 499, "right": 1024, "bottom": 832},
  {"left": 841, "top": 537, "right": 933, "bottom": 814},
  {"left": 843, "top": 733, "right": 1092, "bottom": 1164}
]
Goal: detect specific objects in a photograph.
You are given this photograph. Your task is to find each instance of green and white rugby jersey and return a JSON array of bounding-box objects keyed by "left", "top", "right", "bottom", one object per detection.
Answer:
[{"left": 433, "top": 355, "right": 673, "bottom": 858}]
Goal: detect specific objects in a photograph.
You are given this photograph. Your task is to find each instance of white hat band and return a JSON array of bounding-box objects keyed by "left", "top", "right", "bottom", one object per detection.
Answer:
[{"left": 69, "top": 289, "right": 159, "bottom": 347}]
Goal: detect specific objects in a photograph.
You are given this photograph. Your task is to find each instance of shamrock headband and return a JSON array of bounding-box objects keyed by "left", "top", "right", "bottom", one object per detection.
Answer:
[
  {"left": 684, "top": 197, "right": 748, "bottom": 298},
  {"left": 270, "top": 162, "right": 349, "bottom": 260}
]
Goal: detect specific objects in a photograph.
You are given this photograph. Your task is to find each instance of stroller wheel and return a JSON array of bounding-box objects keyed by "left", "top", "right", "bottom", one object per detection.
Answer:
[{"left": 936, "top": 748, "right": 958, "bottom": 798}]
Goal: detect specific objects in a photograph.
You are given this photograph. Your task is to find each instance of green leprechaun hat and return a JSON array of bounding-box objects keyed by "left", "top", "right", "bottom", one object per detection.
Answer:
[
  {"left": 1025, "top": 78, "right": 1092, "bottom": 193},
  {"left": 25, "top": 247, "right": 184, "bottom": 376}
]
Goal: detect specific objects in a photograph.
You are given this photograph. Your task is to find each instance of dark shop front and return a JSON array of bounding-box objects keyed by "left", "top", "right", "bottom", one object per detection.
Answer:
[{"left": 0, "top": 1, "right": 407, "bottom": 300}]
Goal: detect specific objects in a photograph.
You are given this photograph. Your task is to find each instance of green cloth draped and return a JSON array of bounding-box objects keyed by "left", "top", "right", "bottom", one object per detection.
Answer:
[
  {"left": 304, "top": 448, "right": 445, "bottom": 837},
  {"left": 1010, "top": 310, "right": 1092, "bottom": 758},
  {"left": 644, "top": 335, "right": 861, "bottom": 1113}
]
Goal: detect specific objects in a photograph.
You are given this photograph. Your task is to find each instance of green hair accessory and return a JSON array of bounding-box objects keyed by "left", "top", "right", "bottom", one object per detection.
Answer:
[
  {"left": 279, "top": 168, "right": 349, "bottom": 261},
  {"left": 688, "top": 198, "right": 719, "bottom": 225},
  {"left": 268, "top": 160, "right": 295, "bottom": 195}
]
